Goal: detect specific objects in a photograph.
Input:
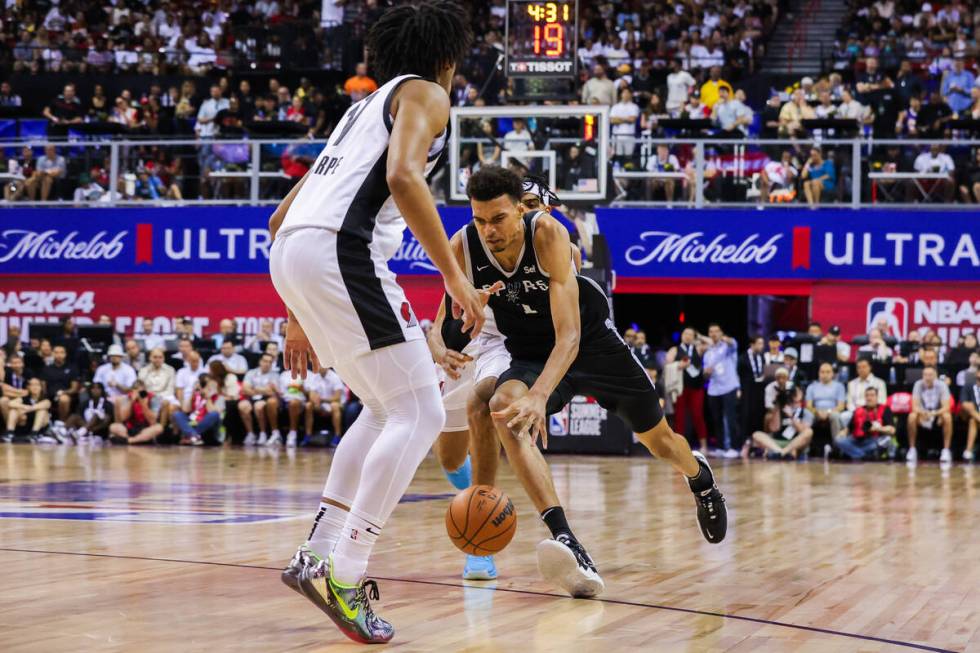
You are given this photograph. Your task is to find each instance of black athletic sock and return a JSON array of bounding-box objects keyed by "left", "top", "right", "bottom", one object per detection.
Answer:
[
  {"left": 687, "top": 464, "right": 714, "bottom": 492},
  {"left": 541, "top": 506, "right": 574, "bottom": 540}
]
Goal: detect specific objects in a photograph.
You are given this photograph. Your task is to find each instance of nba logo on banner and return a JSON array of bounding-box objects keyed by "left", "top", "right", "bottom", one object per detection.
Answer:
[
  {"left": 866, "top": 297, "right": 908, "bottom": 340},
  {"left": 549, "top": 407, "right": 569, "bottom": 437}
]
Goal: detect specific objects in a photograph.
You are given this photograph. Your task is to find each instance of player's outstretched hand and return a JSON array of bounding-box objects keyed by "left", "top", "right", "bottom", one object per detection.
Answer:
[
  {"left": 436, "top": 345, "right": 472, "bottom": 380},
  {"left": 284, "top": 315, "right": 319, "bottom": 380},
  {"left": 492, "top": 393, "right": 548, "bottom": 449},
  {"left": 442, "top": 350, "right": 473, "bottom": 379},
  {"left": 425, "top": 326, "right": 472, "bottom": 379},
  {"left": 446, "top": 274, "right": 487, "bottom": 338}
]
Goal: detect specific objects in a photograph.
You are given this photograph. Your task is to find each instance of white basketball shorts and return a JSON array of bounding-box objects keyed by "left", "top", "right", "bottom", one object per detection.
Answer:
[
  {"left": 270, "top": 227, "right": 435, "bottom": 407},
  {"left": 440, "top": 332, "right": 511, "bottom": 432}
]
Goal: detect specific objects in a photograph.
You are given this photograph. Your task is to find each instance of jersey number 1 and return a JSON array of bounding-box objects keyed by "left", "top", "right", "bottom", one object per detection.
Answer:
[{"left": 521, "top": 303, "right": 538, "bottom": 315}]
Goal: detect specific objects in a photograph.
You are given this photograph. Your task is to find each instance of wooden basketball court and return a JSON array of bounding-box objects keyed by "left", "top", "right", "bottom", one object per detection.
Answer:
[{"left": 1, "top": 444, "right": 977, "bottom": 652}]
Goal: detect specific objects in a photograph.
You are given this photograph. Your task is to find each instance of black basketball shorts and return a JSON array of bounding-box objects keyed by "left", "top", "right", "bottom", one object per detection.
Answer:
[{"left": 496, "top": 338, "right": 664, "bottom": 433}]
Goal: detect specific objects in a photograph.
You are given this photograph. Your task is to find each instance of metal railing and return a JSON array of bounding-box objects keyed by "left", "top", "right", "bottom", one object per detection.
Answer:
[
  {"left": 608, "top": 136, "right": 980, "bottom": 210},
  {"left": 0, "top": 135, "right": 977, "bottom": 209},
  {"left": 0, "top": 137, "right": 327, "bottom": 206}
]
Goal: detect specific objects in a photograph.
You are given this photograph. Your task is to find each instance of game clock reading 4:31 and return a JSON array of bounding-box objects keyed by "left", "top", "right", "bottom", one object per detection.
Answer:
[{"left": 506, "top": 0, "right": 578, "bottom": 78}]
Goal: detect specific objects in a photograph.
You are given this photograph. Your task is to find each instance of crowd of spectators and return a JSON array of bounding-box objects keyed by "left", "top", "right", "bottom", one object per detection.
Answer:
[
  {"left": 762, "top": 50, "right": 980, "bottom": 203},
  {"left": 0, "top": 316, "right": 359, "bottom": 448},
  {"left": 0, "top": 0, "right": 787, "bottom": 203},
  {"left": 0, "top": 0, "right": 378, "bottom": 201},
  {"left": 822, "top": 0, "right": 980, "bottom": 202},
  {"left": 574, "top": 0, "right": 782, "bottom": 80},
  {"left": 1, "top": 0, "right": 334, "bottom": 77},
  {"left": 836, "top": 1, "right": 978, "bottom": 77},
  {"left": 458, "top": 49, "right": 978, "bottom": 205},
  {"left": 0, "top": 0, "right": 977, "bottom": 206},
  {"left": 643, "top": 321, "right": 980, "bottom": 465},
  {"left": 0, "top": 75, "right": 355, "bottom": 201},
  {"left": 594, "top": 48, "right": 980, "bottom": 205}
]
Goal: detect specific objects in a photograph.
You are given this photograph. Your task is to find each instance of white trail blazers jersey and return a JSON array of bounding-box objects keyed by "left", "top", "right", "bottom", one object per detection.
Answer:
[{"left": 277, "top": 74, "right": 450, "bottom": 260}]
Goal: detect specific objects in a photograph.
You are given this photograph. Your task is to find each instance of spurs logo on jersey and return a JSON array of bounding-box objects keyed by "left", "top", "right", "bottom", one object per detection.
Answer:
[{"left": 496, "top": 278, "right": 549, "bottom": 302}]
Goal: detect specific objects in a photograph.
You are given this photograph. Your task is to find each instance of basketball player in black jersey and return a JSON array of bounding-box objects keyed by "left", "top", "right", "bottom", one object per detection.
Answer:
[
  {"left": 456, "top": 166, "right": 728, "bottom": 598},
  {"left": 428, "top": 177, "right": 581, "bottom": 582}
]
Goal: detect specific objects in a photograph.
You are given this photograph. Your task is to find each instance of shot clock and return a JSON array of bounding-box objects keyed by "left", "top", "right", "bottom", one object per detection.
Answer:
[{"left": 505, "top": 0, "right": 578, "bottom": 78}]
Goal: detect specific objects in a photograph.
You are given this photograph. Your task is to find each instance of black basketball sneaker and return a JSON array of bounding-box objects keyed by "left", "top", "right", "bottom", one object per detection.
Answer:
[{"left": 689, "top": 451, "right": 728, "bottom": 543}]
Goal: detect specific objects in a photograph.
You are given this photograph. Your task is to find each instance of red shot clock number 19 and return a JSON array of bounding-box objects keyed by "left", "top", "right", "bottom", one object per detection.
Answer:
[{"left": 505, "top": 0, "right": 579, "bottom": 78}]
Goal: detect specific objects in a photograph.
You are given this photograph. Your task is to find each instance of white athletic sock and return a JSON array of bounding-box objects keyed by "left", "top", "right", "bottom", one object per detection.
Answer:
[
  {"left": 306, "top": 401, "right": 385, "bottom": 561},
  {"left": 330, "top": 380, "right": 444, "bottom": 583},
  {"left": 306, "top": 501, "right": 349, "bottom": 560},
  {"left": 331, "top": 512, "right": 380, "bottom": 585}
]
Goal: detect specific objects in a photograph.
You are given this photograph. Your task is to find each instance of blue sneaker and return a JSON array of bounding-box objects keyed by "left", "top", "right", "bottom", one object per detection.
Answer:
[
  {"left": 443, "top": 455, "right": 472, "bottom": 491},
  {"left": 462, "top": 554, "right": 497, "bottom": 580}
]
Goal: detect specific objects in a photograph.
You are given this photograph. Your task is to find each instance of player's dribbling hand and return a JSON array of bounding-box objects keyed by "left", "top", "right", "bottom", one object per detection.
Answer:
[
  {"left": 439, "top": 348, "right": 472, "bottom": 380},
  {"left": 426, "top": 331, "right": 472, "bottom": 380},
  {"left": 492, "top": 393, "right": 548, "bottom": 449},
  {"left": 284, "top": 315, "right": 319, "bottom": 380}
]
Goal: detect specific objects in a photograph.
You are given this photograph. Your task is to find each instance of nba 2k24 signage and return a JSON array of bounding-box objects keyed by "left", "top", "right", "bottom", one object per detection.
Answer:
[
  {"left": 597, "top": 209, "right": 980, "bottom": 282},
  {"left": 0, "top": 274, "right": 286, "bottom": 346},
  {"left": 546, "top": 396, "right": 632, "bottom": 455},
  {"left": 811, "top": 283, "right": 979, "bottom": 346},
  {"left": 0, "top": 208, "right": 471, "bottom": 276}
]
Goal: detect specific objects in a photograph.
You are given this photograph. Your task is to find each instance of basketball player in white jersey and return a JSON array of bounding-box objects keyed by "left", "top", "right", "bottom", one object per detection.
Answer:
[
  {"left": 428, "top": 178, "right": 582, "bottom": 582},
  {"left": 268, "top": 2, "right": 484, "bottom": 644}
]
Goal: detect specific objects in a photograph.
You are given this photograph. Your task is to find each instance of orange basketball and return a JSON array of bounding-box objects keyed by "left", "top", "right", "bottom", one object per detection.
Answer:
[{"left": 445, "top": 485, "right": 517, "bottom": 555}]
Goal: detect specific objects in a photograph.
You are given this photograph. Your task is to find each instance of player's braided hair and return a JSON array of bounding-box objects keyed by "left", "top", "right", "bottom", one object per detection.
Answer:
[{"left": 367, "top": 1, "right": 474, "bottom": 83}]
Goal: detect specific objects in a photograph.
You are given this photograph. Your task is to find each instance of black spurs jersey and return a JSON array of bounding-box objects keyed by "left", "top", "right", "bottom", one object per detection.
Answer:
[{"left": 461, "top": 212, "right": 614, "bottom": 360}]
